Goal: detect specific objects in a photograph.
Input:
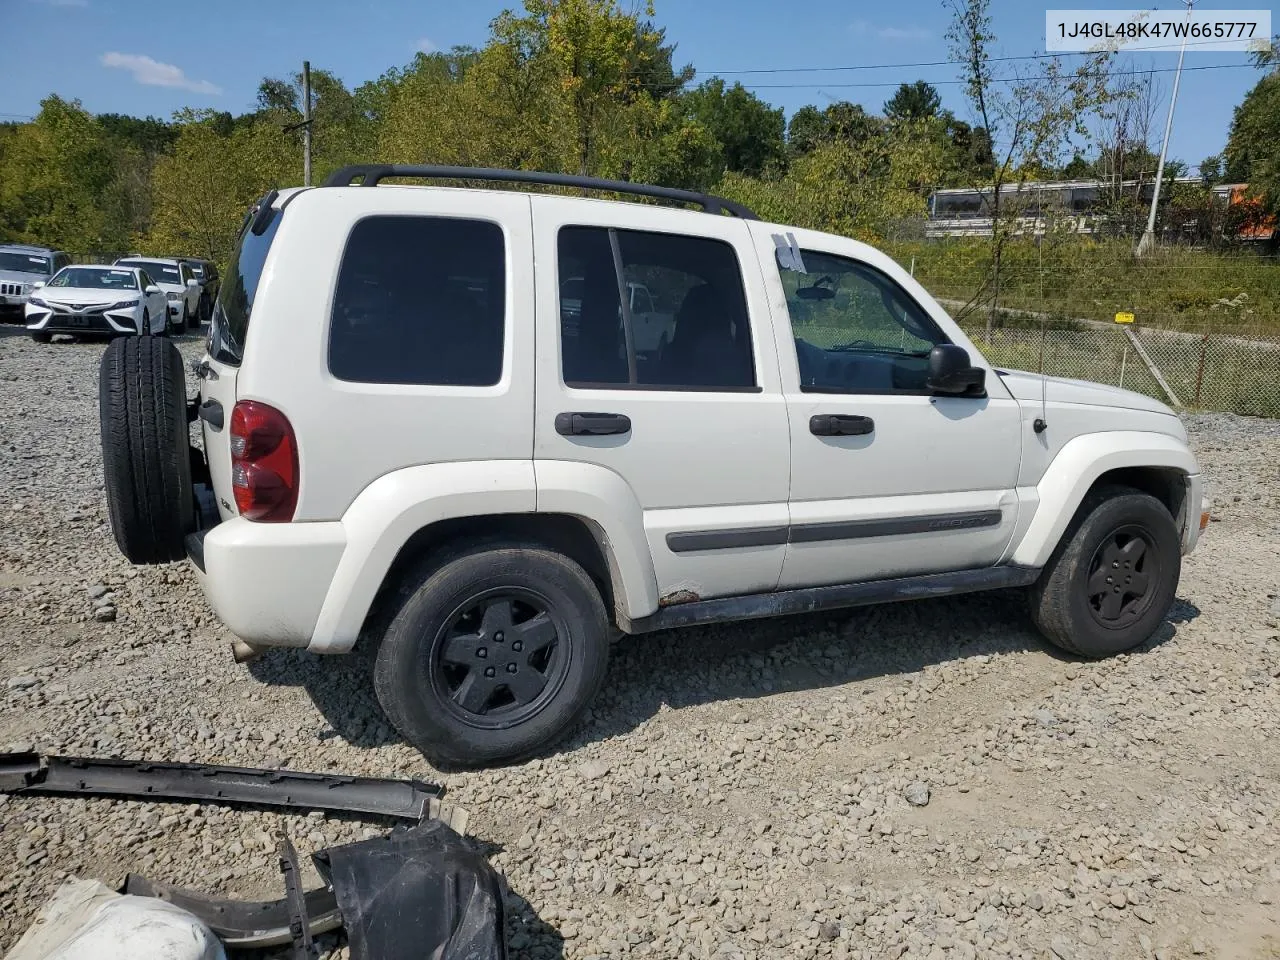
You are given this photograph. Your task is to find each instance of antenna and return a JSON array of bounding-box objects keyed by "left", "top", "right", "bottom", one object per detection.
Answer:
[{"left": 1033, "top": 237, "right": 1049, "bottom": 434}]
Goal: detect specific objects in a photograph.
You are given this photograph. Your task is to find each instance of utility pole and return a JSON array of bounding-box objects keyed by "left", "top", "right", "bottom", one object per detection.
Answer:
[
  {"left": 1136, "top": 0, "right": 1192, "bottom": 256},
  {"left": 302, "top": 60, "right": 313, "bottom": 187}
]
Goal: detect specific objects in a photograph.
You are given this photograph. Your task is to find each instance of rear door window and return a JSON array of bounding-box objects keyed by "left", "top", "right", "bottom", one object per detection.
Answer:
[{"left": 328, "top": 215, "right": 506, "bottom": 386}]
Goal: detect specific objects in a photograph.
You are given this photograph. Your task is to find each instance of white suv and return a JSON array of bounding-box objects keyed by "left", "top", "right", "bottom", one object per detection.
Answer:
[{"left": 97, "top": 165, "right": 1205, "bottom": 767}]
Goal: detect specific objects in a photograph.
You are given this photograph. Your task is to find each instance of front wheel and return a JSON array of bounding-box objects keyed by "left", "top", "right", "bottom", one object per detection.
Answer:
[
  {"left": 1030, "top": 485, "right": 1181, "bottom": 658},
  {"left": 374, "top": 544, "right": 611, "bottom": 768}
]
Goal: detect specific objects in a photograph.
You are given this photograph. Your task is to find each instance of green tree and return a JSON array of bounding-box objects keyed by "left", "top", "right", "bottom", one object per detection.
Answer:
[
  {"left": 682, "top": 77, "right": 785, "bottom": 176},
  {"left": 147, "top": 111, "right": 295, "bottom": 264},
  {"left": 0, "top": 96, "right": 132, "bottom": 252},
  {"left": 884, "top": 81, "right": 942, "bottom": 121},
  {"left": 1224, "top": 72, "right": 1280, "bottom": 212}
]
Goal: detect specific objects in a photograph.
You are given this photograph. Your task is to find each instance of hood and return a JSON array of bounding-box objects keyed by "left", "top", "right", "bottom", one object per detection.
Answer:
[
  {"left": 997, "top": 369, "right": 1175, "bottom": 416},
  {"left": 0, "top": 269, "right": 46, "bottom": 287},
  {"left": 36, "top": 287, "right": 140, "bottom": 307}
]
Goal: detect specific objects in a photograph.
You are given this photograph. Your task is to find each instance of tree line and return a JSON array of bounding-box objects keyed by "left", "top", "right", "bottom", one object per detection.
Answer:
[{"left": 0, "top": 0, "right": 1275, "bottom": 270}]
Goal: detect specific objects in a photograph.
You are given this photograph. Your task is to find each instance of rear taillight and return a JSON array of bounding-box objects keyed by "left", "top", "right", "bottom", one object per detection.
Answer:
[{"left": 230, "top": 400, "right": 298, "bottom": 522}]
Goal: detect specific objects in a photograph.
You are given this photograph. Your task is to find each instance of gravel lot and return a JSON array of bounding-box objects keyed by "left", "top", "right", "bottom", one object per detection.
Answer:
[{"left": 1, "top": 327, "right": 1278, "bottom": 960}]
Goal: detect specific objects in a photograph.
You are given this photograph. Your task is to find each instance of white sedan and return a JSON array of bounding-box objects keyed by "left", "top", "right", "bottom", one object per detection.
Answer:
[
  {"left": 114, "top": 257, "right": 202, "bottom": 334},
  {"left": 25, "top": 265, "right": 169, "bottom": 342}
]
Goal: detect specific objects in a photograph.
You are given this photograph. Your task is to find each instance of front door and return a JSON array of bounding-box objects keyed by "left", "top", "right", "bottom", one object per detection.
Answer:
[
  {"left": 533, "top": 204, "right": 791, "bottom": 602},
  {"left": 749, "top": 223, "right": 1023, "bottom": 589}
]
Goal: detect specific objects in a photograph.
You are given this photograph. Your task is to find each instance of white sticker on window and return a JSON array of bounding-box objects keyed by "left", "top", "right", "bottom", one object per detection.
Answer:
[
  {"left": 29, "top": 257, "right": 47, "bottom": 264},
  {"left": 772, "top": 233, "right": 807, "bottom": 274}
]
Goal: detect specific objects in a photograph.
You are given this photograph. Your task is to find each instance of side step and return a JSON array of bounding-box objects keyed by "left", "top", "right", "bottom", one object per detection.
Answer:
[{"left": 629, "top": 565, "right": 1041, "bottom": 634}]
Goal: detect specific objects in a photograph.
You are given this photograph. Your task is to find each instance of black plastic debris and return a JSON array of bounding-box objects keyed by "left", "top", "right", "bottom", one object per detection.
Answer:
[{"left": 315, "top": 819, "right": 508, "bottom": 960}]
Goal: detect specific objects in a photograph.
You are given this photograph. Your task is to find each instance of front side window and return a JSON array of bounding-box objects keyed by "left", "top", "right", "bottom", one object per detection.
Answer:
[
  {"left": 558, "top": 227, "right": 756, "bottom": 391},
  {"left": 778, "top": 250, "right": 947, "bottom": 394},
  {"left": 329, "top": 216, "right": 505, "bottom": 386}
]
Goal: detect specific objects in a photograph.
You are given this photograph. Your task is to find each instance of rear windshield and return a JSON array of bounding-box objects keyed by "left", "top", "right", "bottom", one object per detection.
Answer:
[{"left": 210, "top": 207, "right": 282, "bottom": 365}]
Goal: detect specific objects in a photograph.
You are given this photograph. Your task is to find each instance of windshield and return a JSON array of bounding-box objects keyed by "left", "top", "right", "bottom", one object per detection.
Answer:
[
  {"left": 210, "top": 205, "right": 282, "bottom": 365},
  {"left": 117, "top": 259, "right": 181, "bottom": 284},
  {"left": 0, "top": 252, "right": 52, "bottom": 275},
  {"left": 48, "top": 267, "right": 140, "bottom": 291}
]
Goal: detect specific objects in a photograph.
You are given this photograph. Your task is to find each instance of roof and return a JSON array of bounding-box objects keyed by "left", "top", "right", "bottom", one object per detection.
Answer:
[
  {"left": 115, "top": 256, "right": 183, "bottom": 265},
  {"left": 0, "top": 243, "right": 60, "bottom": 254}
]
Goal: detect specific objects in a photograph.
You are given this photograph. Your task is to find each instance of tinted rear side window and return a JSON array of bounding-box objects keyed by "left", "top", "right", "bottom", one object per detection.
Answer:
[
  {"left": 329, "top": 216, "right": 505, "bottom": 386},
  {"left": 211, "top": 211, "right": 282, "bottom": 365}
]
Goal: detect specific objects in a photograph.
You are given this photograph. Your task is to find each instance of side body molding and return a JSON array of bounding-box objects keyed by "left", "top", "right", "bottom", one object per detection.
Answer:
[
  {"left": 308, "top": 462, "right": 537, "bottom": 653},
  {"left": 1008, "top": 430, "right": 1200, "bottom": 568}
]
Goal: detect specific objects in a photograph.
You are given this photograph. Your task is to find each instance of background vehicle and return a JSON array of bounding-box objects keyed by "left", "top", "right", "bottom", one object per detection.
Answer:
[
  {"left": 112, "top": 257, "right": 201, "bottom": 334},
  {"left": 98, "top": 166, "right": 1205, "bottom": 768},
  {"left": 0, "top": 245, "right": 71, "bottom": 322},
  {"left": 25, "top": 265, "right": 167, "bottom": 342},
  {"left": 175, "top": 257, "right": 221, "bottom": 324}
]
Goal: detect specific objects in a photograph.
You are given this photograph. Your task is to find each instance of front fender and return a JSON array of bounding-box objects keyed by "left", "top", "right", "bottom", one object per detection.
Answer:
[
  {"left": 1008, "top": 430, "right": 1200, "bottom": 568},
  {"left": 307, "top": 461, "right": 537, "bottom": 653}
]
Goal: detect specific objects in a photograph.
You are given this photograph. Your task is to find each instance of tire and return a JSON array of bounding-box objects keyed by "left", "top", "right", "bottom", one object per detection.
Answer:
[
  {"left": 143, "top": 309, "right": 159, "bottom": 337},
  {"left": 30, "top": 331, "right": 51, "bottom": 344},
  {"left": 98, "top": 337, "right": 195, "bottom": 564},
  {"left": 1030, "top": 485, "right": 1181, "bottom": 658},
  {"left": 374, "top": 543, "right": 611, "bottom": 768},
  {"left": 199, "top": 293, "right": 211, "bottom": 326}
]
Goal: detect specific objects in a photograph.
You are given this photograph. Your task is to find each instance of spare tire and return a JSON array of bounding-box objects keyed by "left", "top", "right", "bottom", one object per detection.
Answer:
[{"left": 99, "top": 337, "right": 195, "bottom": 563}]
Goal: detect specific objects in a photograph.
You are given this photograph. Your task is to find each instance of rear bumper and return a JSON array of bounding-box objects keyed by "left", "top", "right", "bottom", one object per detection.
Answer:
[{"left": 188, "top": 517, "right": 346, "bottom": 648}]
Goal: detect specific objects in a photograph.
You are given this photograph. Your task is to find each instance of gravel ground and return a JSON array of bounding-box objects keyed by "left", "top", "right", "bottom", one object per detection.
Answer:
[{"left": 1, "top": 327, "right": 1279, "bottom": 960}]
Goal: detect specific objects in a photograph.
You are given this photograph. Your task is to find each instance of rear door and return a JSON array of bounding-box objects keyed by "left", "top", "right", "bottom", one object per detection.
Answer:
[{"left": 532, "top": 200, "right": 791, "bottom": 602}]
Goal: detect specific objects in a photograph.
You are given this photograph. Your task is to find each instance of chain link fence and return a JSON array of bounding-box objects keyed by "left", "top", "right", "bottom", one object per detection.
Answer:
[{"left": 885, "top": 236, "right": 1280, "bottom": 418}]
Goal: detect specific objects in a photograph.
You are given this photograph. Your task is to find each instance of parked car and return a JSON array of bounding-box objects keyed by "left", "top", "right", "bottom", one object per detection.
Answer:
[
  {"left": 561, "top": 277, "right": 674, "bottom": 355},
  {"left": 96, "top": 166, "right": 1206, "bottom": 768},
  {"left": 25, "top": 265, "right": 168, "bottom": 341},
  {"left": 0, "top": 245, "right": 71, "bottom": 322},
  {"left": 112, "top": 257, "right": 201, "bottom": 334},
  {"left": 175, "top": 257, "right": 220, "bottom": 325}
]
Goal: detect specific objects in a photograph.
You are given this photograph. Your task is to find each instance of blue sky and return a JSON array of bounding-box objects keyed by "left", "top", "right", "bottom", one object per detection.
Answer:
[{"left": 4, "top": 0, "right": 1271, "bottom": 170}]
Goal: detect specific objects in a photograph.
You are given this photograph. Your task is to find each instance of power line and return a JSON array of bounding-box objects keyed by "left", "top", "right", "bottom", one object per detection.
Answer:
[
  {"left": 740, "top": 61, "right": 1260, "bottom": 89},
  {"left": 707, "top": 37, "right": 1270, "bottom": 76}
]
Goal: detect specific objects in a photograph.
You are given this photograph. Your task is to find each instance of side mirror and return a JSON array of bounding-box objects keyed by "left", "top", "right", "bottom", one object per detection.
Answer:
[
  {"left": 145, "top": 285, "right": 160, "bottom": 295},
  {"left": 187, "top": 278, "right": 199, "bottom": 288},
  {"left": 927, "top": 344, "right": 986, "bottom": 396},
  {"left": 31, "top": 281, "right": 44, "bottom": 289}
]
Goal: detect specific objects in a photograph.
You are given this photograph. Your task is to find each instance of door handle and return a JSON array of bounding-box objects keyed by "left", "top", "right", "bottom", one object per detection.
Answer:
[
  {"left": 198, "top": 398, "right": 224, "bottom": 431},
  {"left": 555, "top": 412, "right": 632, "bottom": 436},
  {"left": 810, "top": 414, "right": 875, "bottom": 437}
]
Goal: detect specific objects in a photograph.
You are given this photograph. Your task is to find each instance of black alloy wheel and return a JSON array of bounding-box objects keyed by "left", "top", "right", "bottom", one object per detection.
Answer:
[{"left": 430, "top": 589, "right": 569, "bottom": 729}]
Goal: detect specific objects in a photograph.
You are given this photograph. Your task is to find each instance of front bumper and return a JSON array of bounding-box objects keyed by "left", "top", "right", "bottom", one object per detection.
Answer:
[
  {"left": 27, "top": 307, "right": 139, "bottom": 335},
  {"left": 1182, "top": 473, "right": 1206, "bottom": 555},
  {"left": 188, "top": 517, "right": 346, "bottom": 649}
]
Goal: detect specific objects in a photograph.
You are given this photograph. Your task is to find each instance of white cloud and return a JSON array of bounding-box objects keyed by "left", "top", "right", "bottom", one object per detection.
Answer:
[
  {"left": 852, "top": 20, "right": 932, "bottom": 42},
  {"left": 100, "top": 53, "right": 222, "bottom": 95},
  {"left": 416, "top": 37, "right": 438, "bottom": 54}
]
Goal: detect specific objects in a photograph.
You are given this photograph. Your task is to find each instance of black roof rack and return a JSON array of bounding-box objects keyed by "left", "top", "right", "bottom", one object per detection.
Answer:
[{"left": 321, "top": 164, "right": 758, "bottom": 220}]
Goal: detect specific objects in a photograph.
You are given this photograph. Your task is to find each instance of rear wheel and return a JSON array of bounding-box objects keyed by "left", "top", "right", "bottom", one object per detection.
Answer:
[
  {"left": 1030, "top": 485, "right": 1180, "bottom": 658},
  {"left": 374, "top": 544, "right": 611, "bottom": 768},
  {"left": 98, "top": 337, "right": 194, "bottom": 563}
]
